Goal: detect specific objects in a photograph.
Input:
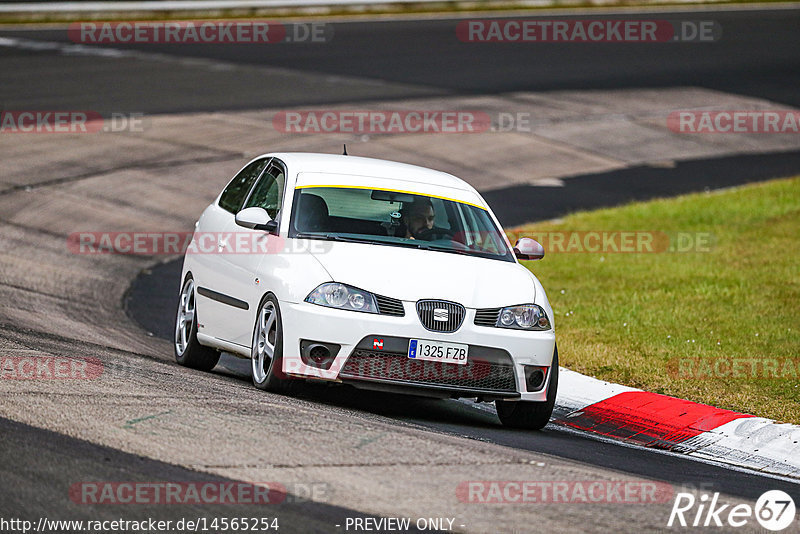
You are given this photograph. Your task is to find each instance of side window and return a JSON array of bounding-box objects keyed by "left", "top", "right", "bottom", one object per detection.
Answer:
[
  {"left": 461, "top": 204, "right": 501, "bottom": 254},
  {"left": 218, "top": 158, "right": 268, "bottom": 214},
  {"left": 243, "top": 165, "right": 285, "bottom": 219}
]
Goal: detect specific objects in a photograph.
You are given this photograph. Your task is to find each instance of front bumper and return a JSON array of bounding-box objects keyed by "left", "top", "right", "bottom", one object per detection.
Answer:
[
  {"left": 279, "top": 299, "right": 556, "bottom": 402},
  {"left": 339, "top": 336, "right": 520, "bottom": 401}
]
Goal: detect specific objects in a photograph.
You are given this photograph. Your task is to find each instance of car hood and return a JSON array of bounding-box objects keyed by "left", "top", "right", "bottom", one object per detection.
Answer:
[{"left": 308, "top": 240, "right": 536, "bottom": 308}]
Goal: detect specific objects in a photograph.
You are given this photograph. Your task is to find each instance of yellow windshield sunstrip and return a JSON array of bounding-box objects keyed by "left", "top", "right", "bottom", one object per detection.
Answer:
[{"left": 294, "top": 184, "right": 487, "bottom": 211}]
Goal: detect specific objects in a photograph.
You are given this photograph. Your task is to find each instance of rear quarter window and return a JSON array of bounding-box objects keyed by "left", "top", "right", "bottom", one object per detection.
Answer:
[{"left": 218, "top": 158, "right": 269, "bottom": 213}]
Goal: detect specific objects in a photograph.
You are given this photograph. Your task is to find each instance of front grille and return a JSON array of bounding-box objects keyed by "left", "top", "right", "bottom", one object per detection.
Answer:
[
  {"left": 416, "top": 300, "right": 465, "bottom": 333},
  {"left": 375, "top": 294, "right": 404, "bottom": 316},
  {"left": 340, "top": 349, "right": 517, "bottom": 392},
  {"left": 474, "top": 307, "right": 501, "bottom": 327}
]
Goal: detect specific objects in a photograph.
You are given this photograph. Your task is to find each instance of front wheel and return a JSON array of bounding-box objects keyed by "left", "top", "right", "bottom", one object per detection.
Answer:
[
  {"left": 174, "top": 275, "right": 220, "bottom": 371},
  {"left": 496, "top": 345, "right": 559, "bottom": 430},
  {"left": 251, "top": 294, "right": 293, "bottom": 393}
]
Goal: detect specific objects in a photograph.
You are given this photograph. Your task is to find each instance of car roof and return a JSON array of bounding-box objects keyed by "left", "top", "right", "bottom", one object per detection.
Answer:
[{"left": 265, "top": 152, "right": 475, "bottom": 192}]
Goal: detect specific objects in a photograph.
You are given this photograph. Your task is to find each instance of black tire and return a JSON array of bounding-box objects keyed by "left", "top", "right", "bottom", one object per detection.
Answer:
[
  {"left": 251, "top": 294, "right": 294, "bottom": 394},
  {"left": 174, "top": 275, "right": 220, "bottom": 371},
  {"left": 496, "top": 344, "right": 559, "bottom": 430}
]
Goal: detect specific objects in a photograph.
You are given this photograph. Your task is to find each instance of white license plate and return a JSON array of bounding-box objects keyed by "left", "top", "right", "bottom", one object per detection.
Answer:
[{"left": 408, "top": 339, "right": 469, "bottom": 365}]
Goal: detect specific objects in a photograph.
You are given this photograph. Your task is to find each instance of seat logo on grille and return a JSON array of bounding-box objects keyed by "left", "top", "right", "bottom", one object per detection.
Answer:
[{"left": 433, "top": 308, "right": 449, "bottom": 322}]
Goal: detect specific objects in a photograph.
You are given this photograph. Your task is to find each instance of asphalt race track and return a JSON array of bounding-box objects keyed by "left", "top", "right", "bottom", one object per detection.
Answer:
[
  {"left": 2, "top": 8, "right": 800, "bottom": 112},
  {"left": 0, "top": 417, "right": 407, "bottom": 531},
  {"left": 1, "top": 6, "right": 800, "bottom": 533}
]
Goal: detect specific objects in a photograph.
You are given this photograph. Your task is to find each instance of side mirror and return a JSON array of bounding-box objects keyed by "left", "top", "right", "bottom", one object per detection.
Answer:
[
  {"left": 513, "top": 237, "right": 545, "bottom": 261},
  {"left": 235, "top": 207, "right": 278, "bottom": 234}
]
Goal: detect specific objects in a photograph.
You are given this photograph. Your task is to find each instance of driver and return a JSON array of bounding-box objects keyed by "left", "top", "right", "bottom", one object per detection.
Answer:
[{"left": 402, "top": 198, "right": 435, "bottom": 239}]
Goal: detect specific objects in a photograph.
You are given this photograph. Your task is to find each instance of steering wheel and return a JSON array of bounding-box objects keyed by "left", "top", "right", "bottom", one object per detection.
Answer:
[{"left": 414, "top": 227, "right": 455, "bottom": 241}]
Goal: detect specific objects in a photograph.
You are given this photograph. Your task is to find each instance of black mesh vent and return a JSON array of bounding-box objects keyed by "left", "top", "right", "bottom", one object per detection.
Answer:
[
  {"left": 416, "top": 300, "right": 465, "bottom": 333},
  {"left": 474, "top": 307, "right": 501, "bottom": 327},
  {"left": 375, "top": 295, "right": 405, "bottom": 317},
  {"left": 340, "top": 350, "right": 517, "bottom": 393}
]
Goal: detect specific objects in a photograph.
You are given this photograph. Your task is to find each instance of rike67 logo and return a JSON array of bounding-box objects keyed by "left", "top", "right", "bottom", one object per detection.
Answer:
[{"left": 668, "top": 490, "right": 796, "bottom": 531}]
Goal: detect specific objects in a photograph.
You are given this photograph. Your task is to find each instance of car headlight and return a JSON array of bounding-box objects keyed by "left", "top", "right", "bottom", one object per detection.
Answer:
[
  {"left": 305, "top": 282, "right": 378, "bottom": 314},
  {"left": 496, "top": 304, "right": 550, "bottom": 330}
]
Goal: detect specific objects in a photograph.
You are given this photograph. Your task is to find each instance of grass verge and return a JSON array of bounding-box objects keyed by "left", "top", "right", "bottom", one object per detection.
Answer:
[{"left": 517, "top": 176, "right": 800, "bottom": 424}]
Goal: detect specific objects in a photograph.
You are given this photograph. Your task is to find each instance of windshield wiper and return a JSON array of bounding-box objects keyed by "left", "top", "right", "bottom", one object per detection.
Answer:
[
  {"left": 295, "top": 233, "right": 389, "bottom": 244},
  {"left": 424, "top": 244, "right": 474, "bottom": 256},
  {"left": 295, "top": 233, "right": 430, "bottom": 249},
  {"left": 295, "top": 233, "right": 489, "bottom": 257},
  {"left": 294, "top": 232, "right": 349, "bottom": 241}
]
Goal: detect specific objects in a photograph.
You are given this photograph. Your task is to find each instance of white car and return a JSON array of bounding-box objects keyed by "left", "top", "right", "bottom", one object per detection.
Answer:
[{"left": 175, "top": 153, "right": 558, "bottom": 429}]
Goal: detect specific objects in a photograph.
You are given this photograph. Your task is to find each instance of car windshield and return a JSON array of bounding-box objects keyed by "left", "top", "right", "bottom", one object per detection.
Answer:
[{"left": 289, "top": 186, "right": 514, "bottom": 262}]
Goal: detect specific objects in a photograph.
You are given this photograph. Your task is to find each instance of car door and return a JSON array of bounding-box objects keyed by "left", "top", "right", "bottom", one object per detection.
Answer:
[
  {"left": 193, "top": 157, "right": 270, "bottom": 342},
  {"left": 214, "top": 159, "right": 287, "bottom": 347}
]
